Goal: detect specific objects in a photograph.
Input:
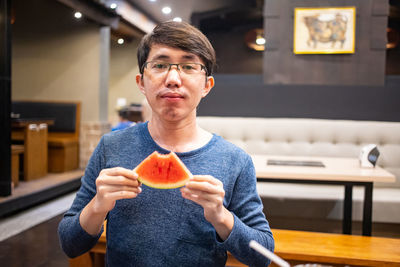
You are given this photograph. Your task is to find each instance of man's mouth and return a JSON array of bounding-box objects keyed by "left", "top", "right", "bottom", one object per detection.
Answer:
[{"left": 160, "top": 92, "right": 184, "bottom": 99}]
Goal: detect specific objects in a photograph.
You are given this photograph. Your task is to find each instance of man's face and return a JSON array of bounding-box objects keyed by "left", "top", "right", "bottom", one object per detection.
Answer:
[{"left": 136, "top": 44, "right": 214, "bottom": 123}]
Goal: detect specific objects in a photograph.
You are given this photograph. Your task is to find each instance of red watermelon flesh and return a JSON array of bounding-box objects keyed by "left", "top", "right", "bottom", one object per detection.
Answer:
[{"left": 133, "top": 151, "right": 192, "bottom": 189}]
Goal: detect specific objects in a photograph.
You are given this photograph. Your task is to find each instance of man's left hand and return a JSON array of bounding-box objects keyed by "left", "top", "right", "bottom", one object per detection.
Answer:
[{"left": 180, "top": 175, "right": 234, "bottom": 240}]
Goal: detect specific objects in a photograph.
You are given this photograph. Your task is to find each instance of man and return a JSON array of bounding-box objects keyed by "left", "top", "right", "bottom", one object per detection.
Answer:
[
  {"left": 111, "top": 107, "right": 135, "bottom": 131},
  {"left": 58, "top": 21, "right": 274, "bottom": 266}
]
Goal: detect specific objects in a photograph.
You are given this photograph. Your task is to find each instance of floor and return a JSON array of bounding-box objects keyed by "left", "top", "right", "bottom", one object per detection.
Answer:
[
  {"left": 0, "top": 214, "right": 69, "bottom": 267},
  {"left": 0, "top": 169, "right": 84, "bottom": 218},
  {"left": 0, "top": 192, "right": 75, "bottom": 267},
  {"left": 0, "top": 192, "right": 76, "bottom": 242},
  {"left": 0, "top": 170, "right": 84, "bottom": 203}
]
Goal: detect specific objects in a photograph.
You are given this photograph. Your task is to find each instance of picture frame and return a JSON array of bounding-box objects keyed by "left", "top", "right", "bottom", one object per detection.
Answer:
[{"left": 293, "top": 7, "right": 356, "bottom": 54}]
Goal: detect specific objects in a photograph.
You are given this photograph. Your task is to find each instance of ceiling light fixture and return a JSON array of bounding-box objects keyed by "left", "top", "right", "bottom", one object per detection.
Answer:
[
  {"left": 74, "top": 12, "right": 82, "bottom": 19},
  {"left": 162, "top": 6, "right": 171, "bottom": 15},
  {"left": 173, "top": 17, "right": 182, "bottom": 22},
  {"left": 117, "top": 38, "right": 124, "bottom": 45},
  {"left": 387, "top": 28, "right": 399, "bottom": 49},
  {"left": 110, "top": 3, "right": 117, "bottom": 9},
  {"left": 256, "top": 37, "right": 266, "bottom": 45},
  {"left": 245, "top": 28, "right": 265, "bottom": 51},
  {"left": 149, "top": 0, "right": 157, "bottom": 2}
]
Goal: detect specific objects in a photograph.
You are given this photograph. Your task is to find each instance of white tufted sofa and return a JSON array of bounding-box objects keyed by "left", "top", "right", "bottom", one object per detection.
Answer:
[{"left": 197, "top": 117, "right": 400, "bottom": 224}]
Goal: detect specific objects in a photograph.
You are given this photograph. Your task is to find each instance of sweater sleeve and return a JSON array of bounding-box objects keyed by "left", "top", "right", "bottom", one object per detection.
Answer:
[
  {"left": 58, "top": 137, "right": 106, "bottom": 258},
  {"left": 219, "top": 155, "right": 274, "bottom": 267}
]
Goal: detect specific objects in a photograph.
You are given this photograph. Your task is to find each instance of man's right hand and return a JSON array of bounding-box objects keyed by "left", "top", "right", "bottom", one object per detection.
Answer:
[
  {"left": 80, "top": 167, "right": 142, "bottom": 235},
  {"left": 93, "top": 167, "right": 142, "bottom": 213}
]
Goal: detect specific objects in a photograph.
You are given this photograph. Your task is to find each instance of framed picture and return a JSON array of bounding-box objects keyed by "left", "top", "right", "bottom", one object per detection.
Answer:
[{"left": 293, "top": 7, "right": 356, "bottom": 54}]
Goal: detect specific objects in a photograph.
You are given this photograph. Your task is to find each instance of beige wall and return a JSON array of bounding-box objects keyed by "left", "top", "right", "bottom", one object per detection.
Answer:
[
  {"left": 11, "top": 0, "right": 101, "bottom": 123},
  {"left": 11, "top": 0, "right": 145, "bottom": 125},
  {"left": 109, "top": 39, "right": 144, "bottom": 125}
]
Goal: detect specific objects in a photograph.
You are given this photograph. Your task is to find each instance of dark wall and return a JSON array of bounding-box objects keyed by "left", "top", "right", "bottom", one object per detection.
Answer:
[
  {"left": 198, "top": 74, "right": 400, "bottom": 122},
  {"left": 207, "top": 25, "right": 263, "bottom": 74},
  {"left": 263, "top": 0, "right": 388, "bottom": 86}
]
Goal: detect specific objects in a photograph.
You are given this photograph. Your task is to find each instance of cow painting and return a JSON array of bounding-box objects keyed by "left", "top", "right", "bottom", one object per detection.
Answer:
[{"left": 303, "top": 13, "right": 348, "bottom": 49}]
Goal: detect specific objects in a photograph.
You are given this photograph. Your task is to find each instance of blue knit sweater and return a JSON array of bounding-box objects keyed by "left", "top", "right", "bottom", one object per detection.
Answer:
[{"left": 58, "top": 122, "right": 274, "bottom": 266}]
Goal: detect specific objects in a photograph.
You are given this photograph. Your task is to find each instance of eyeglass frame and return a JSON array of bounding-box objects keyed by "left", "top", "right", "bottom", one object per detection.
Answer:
[{"left": 141, "top": 61, "right": 209, "bottom": 76}]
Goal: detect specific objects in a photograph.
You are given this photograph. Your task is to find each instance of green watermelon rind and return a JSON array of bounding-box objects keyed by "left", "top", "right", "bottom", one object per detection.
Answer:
[{"left": 133, "top": 151, "right": 193, "bottom": 189}]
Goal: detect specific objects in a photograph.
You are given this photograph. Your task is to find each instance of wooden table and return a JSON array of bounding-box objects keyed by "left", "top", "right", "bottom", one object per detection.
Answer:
[
  {"left": 11, "top": 118, "right": 54, "bottom": 180},
  {"left": 273, "top": 229, "right": 400, "bottom": 266},
  {"left": 69, "top": 228, "right": 400, "bottom": 267},
  {"left": 251, "top": 155, "right": 396, "bottom": 236}
]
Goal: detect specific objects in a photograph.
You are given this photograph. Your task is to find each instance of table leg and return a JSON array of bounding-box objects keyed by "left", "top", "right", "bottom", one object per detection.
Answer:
[
  {"left": 362, "top": 183, "right": 373, "bottom": 236},
  {"left": 343, "top": 184, "right": 353, "bottom": 234}
]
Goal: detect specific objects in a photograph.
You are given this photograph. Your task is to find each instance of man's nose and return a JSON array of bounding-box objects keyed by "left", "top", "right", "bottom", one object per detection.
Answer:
[{"left": 165, "top": 66, "right": 182, "bottom": 87}]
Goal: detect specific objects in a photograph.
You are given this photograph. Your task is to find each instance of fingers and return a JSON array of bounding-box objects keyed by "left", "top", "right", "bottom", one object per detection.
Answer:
[
  {"left": 181, "top": 187, "right": 223, "bottom": 203},
  {"left": 102, "top": 188, "right": 142, "bottom": 201},
  {"left": 189, "top": 175, "right": 223, "bottom": 186},
  {"left": 180, "top": 175, "right": 230, "bottom": 227},
  {"left": 96, "top": 167, "right": 142, "bottom": 201},
  {"left": 98, "top": 174, "right": 141, "bottom": 187},
  {"left": 93, "top": 167, "right": 143, "bottom": 214},
  {"left": 100, "top": 167, "right": 139, "bottom": 180},
  {"left": 184, "top": 175, "right": 223, "bottom": 194},
  {"left": 97, "top": 167, "right": 141, "bottom": 186},
  {"left": 181, "top": 175, "right": 224, "bottom": 203},
  {"left": 97, "top": 184, "right": 142, "bottom": 195}
]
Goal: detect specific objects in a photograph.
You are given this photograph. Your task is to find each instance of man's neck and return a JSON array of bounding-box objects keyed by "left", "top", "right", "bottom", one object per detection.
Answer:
[{"left": 148, "top": 115, "right": 211, "bottom": 153}]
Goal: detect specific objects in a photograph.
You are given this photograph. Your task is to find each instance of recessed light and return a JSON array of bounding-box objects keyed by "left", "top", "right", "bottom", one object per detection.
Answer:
[
  {"left": 256, "top": 37, "right": 266, "bottom": 45},
  {"left": 110, "top": 3, "right": 117, "bottom": 9},
  {"left": 117, "top": 38, "right": 124, "bottom": 45},
  {"left": 74, "top": 12, "right": 82, "bottom": 19},
  {"left": 162, "top": 6, "right": 171, "bottom": 14},
  {"left": 173, "top": 17, "right": 182, "bottom": 22},
  {"left": 149, "top": 0, "right": 157, "bottom": 2}
]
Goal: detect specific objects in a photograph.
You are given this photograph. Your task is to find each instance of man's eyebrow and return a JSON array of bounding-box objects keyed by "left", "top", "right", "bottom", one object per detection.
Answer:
[
  {"left": 181, "top": 54, "right": 196, "bottom": 60},
  {"left": 150, "top": 54, "right": 197, "bottom": 61},
  {"left": 151, "top": 54, "right": 170, "bottom": 61}
]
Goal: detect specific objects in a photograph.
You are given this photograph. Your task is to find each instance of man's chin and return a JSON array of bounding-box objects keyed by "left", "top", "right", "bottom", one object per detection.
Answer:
[{"left": 158, "top": 109, "right": 196, "bottom": 123}]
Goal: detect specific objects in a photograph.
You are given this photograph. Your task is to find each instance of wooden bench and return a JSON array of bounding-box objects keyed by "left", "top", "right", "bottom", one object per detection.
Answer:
[
  {"left": 69, "top": 228, "right": 400, "bottom": 267},
  {"left": 12, "top": 100, "right": 81, "bottom": 173}
]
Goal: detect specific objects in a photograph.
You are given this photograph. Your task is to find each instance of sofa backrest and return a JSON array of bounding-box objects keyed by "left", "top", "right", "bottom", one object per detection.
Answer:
[
  {"left": 197, "top": 117, "right": 400, "bottom": 188},
  {"left": 12, "top": 100, "right": 81, "bottom": 139}
]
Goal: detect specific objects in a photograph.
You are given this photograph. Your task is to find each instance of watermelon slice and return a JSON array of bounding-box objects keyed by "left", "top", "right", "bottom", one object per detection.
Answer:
[{"left": 133, "top": 151, "right": 192, "bottom": 189}]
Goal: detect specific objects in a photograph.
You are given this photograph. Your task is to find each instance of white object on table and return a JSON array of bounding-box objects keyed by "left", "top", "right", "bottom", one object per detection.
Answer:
[{"left": 249, "top": 240, "right": 290, "bottom": 267}]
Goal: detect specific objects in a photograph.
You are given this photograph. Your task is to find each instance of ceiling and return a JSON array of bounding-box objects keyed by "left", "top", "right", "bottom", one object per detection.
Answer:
[
  {"left": 126, "top": 0, "right": 400, "bottom": 34},
  {"left": 127, "top": 0, "right": 249, "bottom": 24},
  {"left": 126, "top": 0, "right": 263, "bottom": 32},
  {"left": 62, "top": 0, "right": 399, "bottom": 45}
]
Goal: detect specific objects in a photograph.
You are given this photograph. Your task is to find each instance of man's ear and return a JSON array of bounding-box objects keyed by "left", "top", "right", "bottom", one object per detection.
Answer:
[
  {"left": 202, "top": 76, "right": 215, "bottom": 98},
  {"left": 136, "top": 74, "right": 146, "bottom": 95}
]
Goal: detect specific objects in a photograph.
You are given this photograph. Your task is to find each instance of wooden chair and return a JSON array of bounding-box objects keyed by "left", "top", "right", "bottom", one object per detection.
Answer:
[{"left": 11, "top": 145, "right": 24, "bottom": 187}]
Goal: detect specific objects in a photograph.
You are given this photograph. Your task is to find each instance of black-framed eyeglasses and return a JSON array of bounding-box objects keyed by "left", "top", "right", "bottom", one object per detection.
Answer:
[{"left": 143, "top": 61, "right": 207, "bottom": 75}]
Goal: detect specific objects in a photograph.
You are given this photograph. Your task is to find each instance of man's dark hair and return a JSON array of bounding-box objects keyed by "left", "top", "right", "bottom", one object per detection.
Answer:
[
  {"left": 137, "top": 21, "right": 216, "bottom": 76},
  {"left": 118, "top": 107, "right": 129, "bottom": 120}
]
